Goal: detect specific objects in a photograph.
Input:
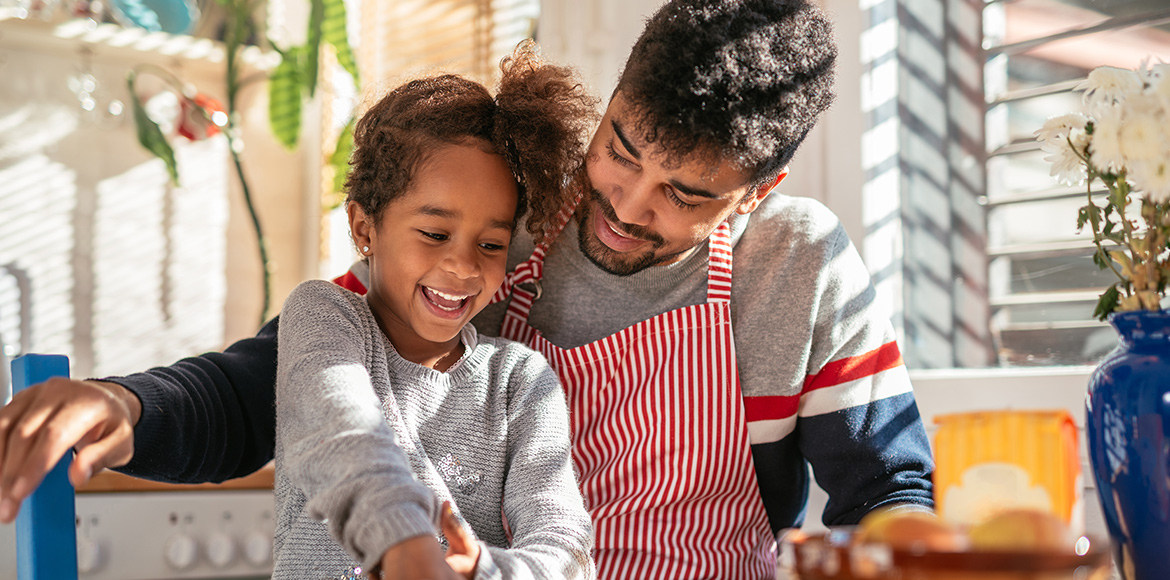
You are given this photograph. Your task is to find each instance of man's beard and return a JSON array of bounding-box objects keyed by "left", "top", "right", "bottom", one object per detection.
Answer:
[{"left": 576, "top": 188, "right": 687, "bottom": 276}]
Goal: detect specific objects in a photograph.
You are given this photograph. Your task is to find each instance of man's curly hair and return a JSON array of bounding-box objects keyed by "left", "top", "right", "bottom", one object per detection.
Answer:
[
  {"left": 616, "top": 0, "right": 836, "bottom": 189},
  {"left": 346, "top": 40, "right": 599, "bottom": 245}
]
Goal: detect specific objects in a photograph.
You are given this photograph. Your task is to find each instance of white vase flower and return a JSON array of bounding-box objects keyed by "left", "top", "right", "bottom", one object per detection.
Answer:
[{"left": 1036, "top": 59, "right": 1170, "bottom": 319}]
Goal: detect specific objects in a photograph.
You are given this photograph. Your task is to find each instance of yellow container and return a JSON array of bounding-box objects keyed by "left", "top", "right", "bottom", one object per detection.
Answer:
[{"left": 933, "top": 410, "right": 1081, "bottom": 531}]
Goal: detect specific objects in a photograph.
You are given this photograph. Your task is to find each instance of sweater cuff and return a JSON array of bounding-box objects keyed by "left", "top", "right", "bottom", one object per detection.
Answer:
[
  {"left": 101, "top": 374, "right": 173, "bottom": 480},
  {"left": 355, "top": 502, "right": 438, "bottom": 572},
  {"left": 473, "top": 542, "right": 501, "bottom": 580}
]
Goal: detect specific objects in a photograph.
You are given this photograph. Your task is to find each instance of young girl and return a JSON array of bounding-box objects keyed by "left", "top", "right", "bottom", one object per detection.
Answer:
[{"left": 273, "top": 41, "right": 598, "bottom": 580}]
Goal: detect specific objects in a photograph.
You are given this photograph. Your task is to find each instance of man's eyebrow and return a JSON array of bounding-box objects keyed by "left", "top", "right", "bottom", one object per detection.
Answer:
[
  {"left": 669, "top": 180, "right": 720, "bottom": 200},
  {"left": 613, "top": 118, "right": 720, "bottom": 200},
  {"left": 611, "top": 119, "right": 641, "bottom": 160}
]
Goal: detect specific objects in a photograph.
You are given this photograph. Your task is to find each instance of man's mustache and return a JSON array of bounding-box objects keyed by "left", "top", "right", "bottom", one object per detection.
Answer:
[{"left": 587, "top": 188, "right": 666, "bottom": 246}]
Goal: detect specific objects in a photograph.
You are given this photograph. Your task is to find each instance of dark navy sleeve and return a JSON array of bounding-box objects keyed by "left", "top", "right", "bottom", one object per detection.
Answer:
[
  {"left": 105, "top": 317, "right": 279, "bottom": 483},
  {"left": 800, "top": 392, "right": 934, "bottom": 526}
]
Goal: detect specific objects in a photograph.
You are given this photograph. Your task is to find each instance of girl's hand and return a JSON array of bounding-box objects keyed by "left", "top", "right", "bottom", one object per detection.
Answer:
[
  {"left": 374, "top": 534, "right": 461, "bottom": 580},
  {"left": 440, "top": 501, "right": 481, "bottom": 579}
]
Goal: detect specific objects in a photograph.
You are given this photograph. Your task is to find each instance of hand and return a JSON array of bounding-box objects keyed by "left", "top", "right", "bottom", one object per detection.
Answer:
[
  {"left": 0, "top": 378, "right": 141, "bottom": 522},
  {"left": 440, "top": 502, "right": 480, "bottom": 579},
  {"left": 375, "top": 533, "right": 463, "bottom": 580}
]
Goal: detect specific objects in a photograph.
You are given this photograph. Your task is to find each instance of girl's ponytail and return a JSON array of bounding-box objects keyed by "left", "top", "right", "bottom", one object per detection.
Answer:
[{"left": 492, "top": 40, "right": 600, "bottom": 246}]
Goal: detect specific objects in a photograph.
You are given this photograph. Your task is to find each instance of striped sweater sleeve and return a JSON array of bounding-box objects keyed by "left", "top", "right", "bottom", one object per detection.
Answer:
[{"left": 735, "top": 200, "right": 934, "bottom": 530}]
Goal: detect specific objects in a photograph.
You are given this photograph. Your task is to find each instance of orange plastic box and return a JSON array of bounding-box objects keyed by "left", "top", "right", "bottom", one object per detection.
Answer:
[{"left": 933, "top": 410, "right": 1082, "bottom": 531}]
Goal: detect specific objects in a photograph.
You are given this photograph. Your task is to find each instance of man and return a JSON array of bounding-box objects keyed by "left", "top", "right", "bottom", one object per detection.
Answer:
[{"left": 0, "top": 0, "right": 933, "bottom": 577}]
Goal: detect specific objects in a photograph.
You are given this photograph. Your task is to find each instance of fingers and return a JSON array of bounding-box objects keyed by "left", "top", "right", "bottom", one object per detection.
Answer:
[
  {"left": 440, "top": 502, "right": 479, "bottom": 579},
  {"left": 0, "top": 378, "right": 135, "bottom": 523},
  {"left": 0, "top": 384, "right": 65, "bottom": 508},
  {"left": 440, "top": 502, "right": 471, "bottom": 555},
  {"left": 70, "top": 419, "right": 134, "bottom": 488}
]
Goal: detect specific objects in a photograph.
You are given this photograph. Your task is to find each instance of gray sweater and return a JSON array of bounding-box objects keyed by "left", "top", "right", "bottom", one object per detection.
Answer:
[{"left": 274, "top": 280, "right": 594, "bottom": 580}]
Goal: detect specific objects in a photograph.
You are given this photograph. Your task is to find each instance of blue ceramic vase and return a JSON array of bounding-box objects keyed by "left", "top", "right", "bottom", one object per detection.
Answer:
[{"left": 1086, "top": 310, "right": 1170, "bottom": 580}]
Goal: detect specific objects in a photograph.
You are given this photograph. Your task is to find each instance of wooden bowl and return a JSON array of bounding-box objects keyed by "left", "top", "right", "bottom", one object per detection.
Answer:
[{"left": 778, "top": 528, "right": 1112, "bottom": 580}]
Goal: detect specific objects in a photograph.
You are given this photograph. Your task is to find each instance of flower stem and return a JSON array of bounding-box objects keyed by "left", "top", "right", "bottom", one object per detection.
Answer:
[
  {"left": 1073, "top": 140, "right": 1128, "bottom": 287},
  {"left": 222, "top": 0, "right": 272, "bottom": 327}
]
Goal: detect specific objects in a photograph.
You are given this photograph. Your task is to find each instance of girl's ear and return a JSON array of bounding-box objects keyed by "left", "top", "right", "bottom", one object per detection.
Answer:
[{"left": 347, "top": 202, "right": 373, "bottom": 255}]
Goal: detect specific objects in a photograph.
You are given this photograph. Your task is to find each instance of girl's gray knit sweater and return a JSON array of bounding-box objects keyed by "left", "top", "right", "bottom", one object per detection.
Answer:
[{"left": 273, "top": 280, "right": 594, "bottom": 580}]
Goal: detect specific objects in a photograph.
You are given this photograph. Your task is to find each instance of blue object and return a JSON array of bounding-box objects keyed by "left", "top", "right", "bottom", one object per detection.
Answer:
[
  {"left": 1086, "top": 310, "right": 1170, "bottom": 580},
  {"left": 108, "top": 0, "right": 200, "bottom": 35},
  {"left": 11, "top": 354, "right": 78, "bottom": 580}
]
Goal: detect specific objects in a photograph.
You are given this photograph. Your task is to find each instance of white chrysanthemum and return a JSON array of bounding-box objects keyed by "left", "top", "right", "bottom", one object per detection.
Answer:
[
  {"left": 1151, "top": 63, "right": 1170, "bottom": 110},
  {"left": 1130, "top": 160, "right": 1170, "bottom": 204},
  {"left": 1044, "top": 147, "right": 1088, "bottom": 186},
  {"left": 1035, "top": 113, "right": 1090, "bottom": 185},
  {"left": 1078, "top": 66, "right": 1143, "bottom": 106},
  {"left": 1035, "top": 112, "right": 1089, "bottom": 152},
  {"left": 1089, "top": 109, "right": 1125, "bottom": 173},
  {"left": 1139, "top": 59, "right": 1168, "bottom": 91},
  {"left": 1117, "top": 95, "right": 1170, "bottom": 165}
]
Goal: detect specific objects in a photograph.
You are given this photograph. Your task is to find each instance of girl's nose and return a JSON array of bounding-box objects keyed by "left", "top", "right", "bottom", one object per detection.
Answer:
[{"left": 442, "top": 244, "right": 480, "bottom": 279}]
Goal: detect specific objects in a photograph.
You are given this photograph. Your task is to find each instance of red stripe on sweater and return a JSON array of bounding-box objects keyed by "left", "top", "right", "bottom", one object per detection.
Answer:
[
  {"left": 332, "top": 271, "right": 367, "bottom": 295},
  {"left": 742, "top": 395, "right": 799, "bottom": 422},
  {"left": 743, "top": 341, "right": 904, "bottom": 422},
  {"left": 803, "top": 341, "right": 903, "bottom": 392}
]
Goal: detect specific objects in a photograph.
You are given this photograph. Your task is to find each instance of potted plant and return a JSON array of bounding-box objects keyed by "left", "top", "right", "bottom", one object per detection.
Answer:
[
  {"left": 1035, "top": 61, "right": 1170, "bottom": 580},
  {"left": 128, "top": 0, "right": 359, "bottom": 326}
]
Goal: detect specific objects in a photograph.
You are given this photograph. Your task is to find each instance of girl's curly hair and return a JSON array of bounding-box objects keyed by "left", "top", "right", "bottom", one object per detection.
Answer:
[{"left": 345, "top": 40, "right": 599, "bottom": 246}]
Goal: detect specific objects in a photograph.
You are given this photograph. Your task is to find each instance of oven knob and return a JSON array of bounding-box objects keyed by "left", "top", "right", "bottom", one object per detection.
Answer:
[
  {"left": 207, "top": 531, "right": 236, "bottom": 568},
  {"left": 243, "top": 530, "right": 272, "bottom": 566},
  {"left": 164, "top": 533, "right": 199, "bottom": 570},
  {"left": 76, "top": 537, "right": 103, "bottom": 573}
]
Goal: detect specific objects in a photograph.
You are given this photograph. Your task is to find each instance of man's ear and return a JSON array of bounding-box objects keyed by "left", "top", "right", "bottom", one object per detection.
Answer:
[
  {"left": 347, "top": 202, "right": 373, "bottom": 254},
  {"left": 735, "top": 167, "right": 789, "bottom": 215}
]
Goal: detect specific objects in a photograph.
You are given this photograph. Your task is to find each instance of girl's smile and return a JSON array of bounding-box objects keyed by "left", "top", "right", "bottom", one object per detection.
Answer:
[{"left": 419, "top": 285, "right": 474, "bottom": 318}]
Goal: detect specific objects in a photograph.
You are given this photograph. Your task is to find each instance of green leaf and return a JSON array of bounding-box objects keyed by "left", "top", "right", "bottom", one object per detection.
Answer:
[
  {"left": 269, "top": 46, "right": 303, "bottom": 149},
  {"left": 1076, "top": 206, "right": 1089, "bottom": 231},
  {"left": 1092, "top": 250, "right": 1109, "bottom": 270},
  {"left": 304, "top": 0, "right": 325, "bottom": 97},
  {"left": 1094, "top": 285, "right": 1121, "bottom": 321},
  {"left": 126, "top": 74, "right": 179, "bottom": 185},
  {"left": 322, "top": 0, "right": 360, "bottom": 86},
  {"left": 326, "top": 116, "right": 355, "bottom": 209}
]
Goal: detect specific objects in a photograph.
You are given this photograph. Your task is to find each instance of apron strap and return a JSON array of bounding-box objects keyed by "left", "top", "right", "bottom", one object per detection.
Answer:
[
  {"left": 706, "top": 220, "right": 734, "bottom": 304},
  {"left": 490, "top": 192, "right": 582, "bottom": 305}
]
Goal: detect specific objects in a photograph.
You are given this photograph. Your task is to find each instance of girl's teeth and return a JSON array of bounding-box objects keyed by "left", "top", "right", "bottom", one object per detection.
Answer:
[
  {"left": 432, "top": 289, "right": 469, "bottom": 301},
  {"left": 424, "top": 286, "right": 470, "bottom": 311}
]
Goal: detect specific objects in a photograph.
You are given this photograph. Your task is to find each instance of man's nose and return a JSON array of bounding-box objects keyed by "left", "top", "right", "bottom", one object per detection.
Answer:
[{"left": 608, "top": 177, "right": 654, "bottom": 227}]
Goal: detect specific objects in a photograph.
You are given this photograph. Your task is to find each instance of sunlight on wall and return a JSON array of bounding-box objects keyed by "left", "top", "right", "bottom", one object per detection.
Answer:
[
  {"left": 92, "top": 139, "right": 229, "bottom": 377},
  {"left": 1, "top": 47, "right": 229, "bottom": 379},
  {"left": 0, "top": 153, "right": 79, "bottom": 364}
]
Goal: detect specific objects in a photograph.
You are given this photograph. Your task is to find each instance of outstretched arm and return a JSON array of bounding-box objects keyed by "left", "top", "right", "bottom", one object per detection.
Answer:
[
  {"left": 0, "top": 319, "right": 280, "bottom": 523},
  {"left": 109, "top": 316, "right": 281, "bottom": 484}
]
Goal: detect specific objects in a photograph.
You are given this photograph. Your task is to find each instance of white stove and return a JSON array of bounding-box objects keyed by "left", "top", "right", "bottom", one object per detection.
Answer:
[{"left": 1, "top": 490, "right": 274, "bottom": 580}]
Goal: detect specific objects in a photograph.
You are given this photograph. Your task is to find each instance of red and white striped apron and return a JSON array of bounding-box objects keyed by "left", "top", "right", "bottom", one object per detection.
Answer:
[{"left": 494, "top": 209, "right": 776, "bottom": 579}]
